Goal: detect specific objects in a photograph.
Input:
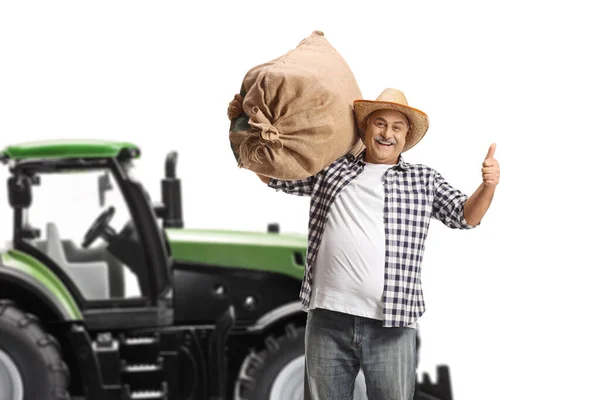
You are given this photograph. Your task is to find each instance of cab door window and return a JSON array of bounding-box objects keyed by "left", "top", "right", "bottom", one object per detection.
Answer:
[{"left": 24, "top": 169, "right": 145, "bottom": 301}]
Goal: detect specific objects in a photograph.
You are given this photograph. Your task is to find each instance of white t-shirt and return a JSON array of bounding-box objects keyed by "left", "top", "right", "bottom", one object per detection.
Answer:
[{"left": 309, "top": 162, "right": 417, "bottom": 329}]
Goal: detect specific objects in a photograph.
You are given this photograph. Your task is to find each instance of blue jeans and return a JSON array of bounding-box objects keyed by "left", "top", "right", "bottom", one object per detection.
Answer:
[{"left": 304, "top": 308, "right": 417, "bottom": 400}]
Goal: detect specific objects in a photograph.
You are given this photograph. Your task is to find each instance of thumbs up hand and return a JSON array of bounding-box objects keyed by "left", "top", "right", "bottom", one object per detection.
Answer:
[{"left": 482, "top": 143, "right": 500, "bottom": 187}]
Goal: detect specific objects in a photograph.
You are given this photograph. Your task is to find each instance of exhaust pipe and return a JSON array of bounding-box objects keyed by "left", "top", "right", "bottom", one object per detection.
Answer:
[{"left": 161, "top": 151, "right": 183, "bottom": 228}]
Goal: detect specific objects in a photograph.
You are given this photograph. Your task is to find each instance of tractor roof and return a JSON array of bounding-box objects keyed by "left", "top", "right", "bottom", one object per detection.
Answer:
[{"left": 0, "top": 139, "right": 140, "bottom": 162}]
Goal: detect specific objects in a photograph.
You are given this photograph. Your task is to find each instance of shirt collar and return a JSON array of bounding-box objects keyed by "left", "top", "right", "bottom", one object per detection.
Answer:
[{"left": 347, "top": 149, "right": 410, "bottom": 170}]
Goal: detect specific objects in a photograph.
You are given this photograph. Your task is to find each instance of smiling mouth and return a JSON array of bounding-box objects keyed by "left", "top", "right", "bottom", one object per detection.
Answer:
[{"left": 376, "top": 138, "right": 395, "bottom": 146}]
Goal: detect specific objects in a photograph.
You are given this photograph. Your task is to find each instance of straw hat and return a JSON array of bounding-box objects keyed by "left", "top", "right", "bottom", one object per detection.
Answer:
[{"left": 354, "top": 88, "right": 429, "bottom": 153}]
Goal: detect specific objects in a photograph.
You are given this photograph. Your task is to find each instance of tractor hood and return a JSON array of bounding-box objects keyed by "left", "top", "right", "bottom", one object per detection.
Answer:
[{"left": 165, "top": 228, "right": 307, "bottom": 280}]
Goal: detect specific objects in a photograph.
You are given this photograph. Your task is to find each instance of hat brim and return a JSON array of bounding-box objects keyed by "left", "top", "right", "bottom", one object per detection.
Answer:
[{"left": 353, "top": 100, "right": 429, "bottom": 153}]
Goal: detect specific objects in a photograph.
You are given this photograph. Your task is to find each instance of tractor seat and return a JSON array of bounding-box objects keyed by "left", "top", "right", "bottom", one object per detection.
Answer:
[{"left": 45, "top": 223, "right": 110, "bottom": 300}]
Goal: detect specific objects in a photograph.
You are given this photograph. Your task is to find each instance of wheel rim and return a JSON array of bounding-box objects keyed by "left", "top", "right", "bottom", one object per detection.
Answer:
[
  {"left": 269, "top": 355, "right": 368, "bottom": 400},
  {"left": 0, "top": 348, "right": 24, "bottom": 400}
]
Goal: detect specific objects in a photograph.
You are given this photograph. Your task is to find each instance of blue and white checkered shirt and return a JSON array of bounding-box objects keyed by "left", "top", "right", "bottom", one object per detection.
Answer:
[{"left": 269, "top": 150, "right": 476, "bottom": 327}]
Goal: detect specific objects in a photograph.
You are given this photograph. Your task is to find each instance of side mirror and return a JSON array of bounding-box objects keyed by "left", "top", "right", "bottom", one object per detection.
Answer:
[
  {"left": 98, "top": 171, "right": 113, "bottom": 207},
  {"left": 8, "top": 176, "right": 32, "bottom": 208}
]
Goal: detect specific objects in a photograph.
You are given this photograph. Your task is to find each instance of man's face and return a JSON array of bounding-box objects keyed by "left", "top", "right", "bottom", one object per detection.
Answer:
[{"left": 363, "top": 109, "right": 410, "bottom": 164}]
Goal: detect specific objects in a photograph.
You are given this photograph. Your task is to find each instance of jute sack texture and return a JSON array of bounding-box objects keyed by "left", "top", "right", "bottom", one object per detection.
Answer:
[{"left": 229, "top": 30, "right": 365, "bottom": 180}]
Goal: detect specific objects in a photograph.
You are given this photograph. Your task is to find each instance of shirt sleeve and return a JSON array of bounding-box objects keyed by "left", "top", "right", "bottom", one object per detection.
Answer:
[
  {"left": 268, "top": 175, "right": 315, "bottom": 197},
  {"left": 431, "top": 171, "right": 477, "bottom": 229}
]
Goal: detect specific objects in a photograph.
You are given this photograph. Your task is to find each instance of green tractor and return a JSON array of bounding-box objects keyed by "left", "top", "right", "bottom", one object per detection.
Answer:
[{"left": 0, "top": 140, "right": 453, "bottom": 400}]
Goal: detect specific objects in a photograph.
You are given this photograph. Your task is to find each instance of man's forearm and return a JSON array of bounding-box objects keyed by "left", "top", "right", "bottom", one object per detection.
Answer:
[{"left": 463, "top": 183, "right": 495, "bottom": 226}]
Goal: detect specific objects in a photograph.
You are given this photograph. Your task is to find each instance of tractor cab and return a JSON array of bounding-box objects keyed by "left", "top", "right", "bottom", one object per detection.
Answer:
[{"left": 1, "top": 140, "right": 177, "bottom": 330}]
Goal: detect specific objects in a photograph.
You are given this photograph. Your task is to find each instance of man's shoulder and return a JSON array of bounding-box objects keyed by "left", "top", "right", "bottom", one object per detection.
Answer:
[
  {"left": 322, "top": 152, "right": 354, "bottom": 172},
  {"left": 401, "top": 161, "right": 439, "bottom": 176}
]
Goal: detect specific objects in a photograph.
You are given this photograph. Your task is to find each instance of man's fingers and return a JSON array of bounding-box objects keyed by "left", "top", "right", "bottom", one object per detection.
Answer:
[
  {"left": 228, "top": 99, "right": 242, "bottom": 108},
  {"left": 229, "top": 101, "right": 242, "bottom": 112},
  {"left": 227, "top": 94, "right": 244, "bottom": 119},
  {"left": 482, "top": 159, "right": 498, "bottom": 168},
  {"left": 481, "top": 166, "right": 498, "bottom": 174},
  {"left": 227, "top": 101, "right": 244, "bottom": 119},
  {"left": 485, "top": 143, "right": 496, "bottom": 160}
]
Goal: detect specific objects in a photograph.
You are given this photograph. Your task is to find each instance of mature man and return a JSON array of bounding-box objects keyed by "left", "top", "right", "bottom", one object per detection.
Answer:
[{"left": 227, "top": 88, "right": 500, "bottom": 399}]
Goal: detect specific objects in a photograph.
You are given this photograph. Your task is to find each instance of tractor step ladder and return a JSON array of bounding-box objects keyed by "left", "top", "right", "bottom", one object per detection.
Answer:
[
  {"left": 124, "top": 383, "right": 168, "bottom": 400},
  {"left": 119, "top": 333, "right": 172, "bottom": 400}
]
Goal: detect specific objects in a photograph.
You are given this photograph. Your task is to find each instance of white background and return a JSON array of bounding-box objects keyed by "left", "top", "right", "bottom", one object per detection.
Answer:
[{"left": 1, "top": 1, "right": 599, "bottom": 399}]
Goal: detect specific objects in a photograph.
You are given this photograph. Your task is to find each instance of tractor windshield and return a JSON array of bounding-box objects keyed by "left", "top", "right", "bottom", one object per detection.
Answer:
[{"left": 24, "top": 168, "right": 144, "bottom": 301}]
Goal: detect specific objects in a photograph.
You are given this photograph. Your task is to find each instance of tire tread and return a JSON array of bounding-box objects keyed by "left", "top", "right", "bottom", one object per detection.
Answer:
[
  {"left": 235, "top": 323, "right": 304, "bottom": 400},
  {"left": 0, "top": 299, "right": 71, "bottom": 400}
]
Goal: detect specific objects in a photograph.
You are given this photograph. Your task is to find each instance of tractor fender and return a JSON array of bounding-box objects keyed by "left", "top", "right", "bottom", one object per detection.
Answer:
[
  {"left": 0, "top": 249, "right": 82, "bottom": 321},
  {"left": 246, "top": 301, "right": 305, "bottom": 333}
]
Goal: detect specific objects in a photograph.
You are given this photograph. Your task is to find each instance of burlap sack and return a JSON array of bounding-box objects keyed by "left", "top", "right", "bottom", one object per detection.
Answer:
[{"left": 229, "top": 31, "right": 365, "bottom": 180}]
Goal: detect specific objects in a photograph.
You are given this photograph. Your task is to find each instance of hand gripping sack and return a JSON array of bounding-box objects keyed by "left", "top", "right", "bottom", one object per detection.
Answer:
[{"left": 229, "top": 31, "right": 365, "bottom": 180}]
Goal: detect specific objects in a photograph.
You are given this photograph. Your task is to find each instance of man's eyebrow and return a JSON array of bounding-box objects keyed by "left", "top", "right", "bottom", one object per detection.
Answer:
[{"left": 374, "top": 117, "right": 407, "bottom": 125}]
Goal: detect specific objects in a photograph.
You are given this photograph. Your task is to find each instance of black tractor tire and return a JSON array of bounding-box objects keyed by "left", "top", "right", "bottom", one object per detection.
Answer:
[
  {"left": 0, "top": 299, "right": 71, "bottom": 399},
  {"left": 234, "top": 323, "right": 305, "bottom": 400},
  {"left": 414, "top": 365, "right": 453, "bottom": 400}
]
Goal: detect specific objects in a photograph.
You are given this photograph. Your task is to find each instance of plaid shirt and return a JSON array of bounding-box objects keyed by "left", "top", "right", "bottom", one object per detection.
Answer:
[{"left": 269, "top": 150, "right": 476, "bottom": 327}]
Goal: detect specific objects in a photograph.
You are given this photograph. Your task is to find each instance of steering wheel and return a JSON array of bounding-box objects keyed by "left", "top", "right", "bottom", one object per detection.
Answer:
[{"left": 81, "top": 206, "right": 117, "bottom": 248}]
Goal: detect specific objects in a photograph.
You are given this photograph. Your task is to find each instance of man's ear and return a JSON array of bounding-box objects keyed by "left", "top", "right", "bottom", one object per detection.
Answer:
[{"left": 405, "top": 124, "right": 412, "bottom": 139}]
